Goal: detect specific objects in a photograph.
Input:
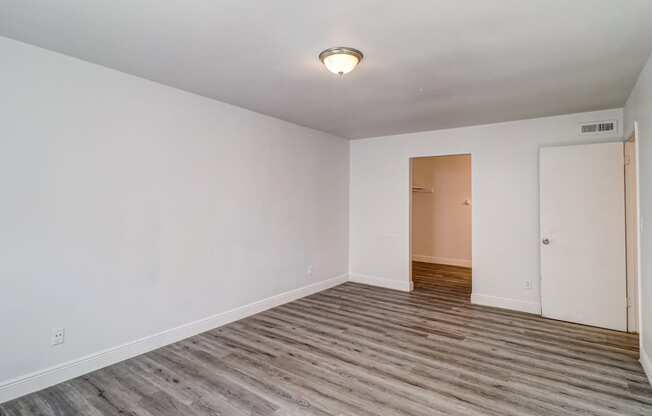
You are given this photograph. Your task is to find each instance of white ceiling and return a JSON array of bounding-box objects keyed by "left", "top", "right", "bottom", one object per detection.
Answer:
[{"left": 2, "top": 1, "right": 652, "bottom": 139}]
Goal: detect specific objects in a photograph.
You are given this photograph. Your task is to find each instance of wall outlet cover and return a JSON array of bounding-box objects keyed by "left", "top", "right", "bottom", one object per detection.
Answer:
[{"left": 52, "top": 328, "right": 65, "bottom": 346}]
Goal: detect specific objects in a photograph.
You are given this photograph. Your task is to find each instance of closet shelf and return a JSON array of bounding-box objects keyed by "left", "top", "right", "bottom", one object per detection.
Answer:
[{"left": 411, "top": 186, "right": 433, "bottom": 193}]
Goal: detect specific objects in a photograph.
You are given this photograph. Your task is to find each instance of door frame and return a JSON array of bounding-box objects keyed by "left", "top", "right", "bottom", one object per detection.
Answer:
[
  {"left": 408, "top": 153, "right": 473, "bottom": 291},
  {"left": 626, "top": 122, "right": 643, "bottom": 336},
  {"left": 537, "top": 131, "right": 642, "bottom": 333}
]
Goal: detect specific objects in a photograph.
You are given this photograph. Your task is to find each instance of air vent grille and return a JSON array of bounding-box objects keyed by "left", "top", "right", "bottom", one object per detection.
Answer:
[
  {"left": 581, "top": 124, "right": 598, "bottom": 134},
  {"left": 579, "top": 120, "right": 617, "bottom": 135}
]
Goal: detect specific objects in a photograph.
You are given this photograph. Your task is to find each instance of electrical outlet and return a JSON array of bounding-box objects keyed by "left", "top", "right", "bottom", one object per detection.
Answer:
[
  {"left": 307, "top": 265, "right": 313, "bottom": 276},
  {"left": 524, "top": 280, "right": 532, "bottom": 290},
  {"left": 52, "top": 328, "right": 65, "bottom": 346}
]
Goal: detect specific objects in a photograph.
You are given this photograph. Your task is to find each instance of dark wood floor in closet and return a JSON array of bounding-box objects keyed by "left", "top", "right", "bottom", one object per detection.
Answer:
[
  {"left": 412, "top": 261, "right": 472, "bottom": 297},
  {"left": 1, "top": 264, "right": 649, "bottom": 415}
]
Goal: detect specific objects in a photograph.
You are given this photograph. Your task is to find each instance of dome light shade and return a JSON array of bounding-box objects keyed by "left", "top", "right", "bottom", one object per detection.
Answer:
[{"left": 319, "top": 47, "right": 363, "bottom": 76}]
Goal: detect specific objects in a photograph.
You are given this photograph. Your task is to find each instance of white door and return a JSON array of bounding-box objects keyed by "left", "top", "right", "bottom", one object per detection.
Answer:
[{"left": 540, "top": 142, "right": 626, "bottom": 331}]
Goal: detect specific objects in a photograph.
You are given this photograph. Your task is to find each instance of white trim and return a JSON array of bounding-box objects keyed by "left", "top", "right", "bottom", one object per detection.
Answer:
[
  {"left": 0, "top": 274, "right": 348, "bottom": 405},
  {"left": 349, "top": 273, "right": 413, "bottom": 292},
  {"left": 641, "top": 346, "right": 652, "bottom": 385},
  {"left": 471, "top": 293, "right": 542, "bottom": 315},
  {"left": 412, "top": 255, "right": 471, "bottom": 268},
  {"left": 624, "top": 132, "right": 639, "bottom": 333},
  {"left": 633, "top": 122, "right": 643, "bottom": 346}
]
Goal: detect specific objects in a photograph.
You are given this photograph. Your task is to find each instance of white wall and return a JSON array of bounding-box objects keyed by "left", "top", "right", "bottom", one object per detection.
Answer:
[
  {"left": 350, "top": 109, "right": 623, "bottom": 309},
  {"left": 0, "top": 37, "right": 349, "bottom": 401},
  {"left": 624, "top": 52, "right": 652, "bottom": 377},
  {"left": 411, "top": 155, "right": 472, "bottom": 267}
]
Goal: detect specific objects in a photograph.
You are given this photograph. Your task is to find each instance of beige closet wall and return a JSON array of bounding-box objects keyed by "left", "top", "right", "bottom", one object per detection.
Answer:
[{"left": 411, "top": 155, "right": 471, "bottom": 267}]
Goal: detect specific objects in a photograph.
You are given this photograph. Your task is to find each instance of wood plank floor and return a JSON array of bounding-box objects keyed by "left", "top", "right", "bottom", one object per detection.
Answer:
[
  {"left": 412, "top": 261, "right": 472, "bottom": 297},
  {"left": 2, "top": 274, "right": 650, "bottom": 415}
]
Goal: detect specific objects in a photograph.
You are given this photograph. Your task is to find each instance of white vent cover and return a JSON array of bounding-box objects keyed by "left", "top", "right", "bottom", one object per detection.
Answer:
[{"left": 579, "top": 120, "right": 617, "bottom": 135}]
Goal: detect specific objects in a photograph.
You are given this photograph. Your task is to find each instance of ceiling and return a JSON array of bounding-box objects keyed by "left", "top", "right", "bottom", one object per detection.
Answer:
[{"left": 2, "top": 1, "right": 652, "bottom": 139}]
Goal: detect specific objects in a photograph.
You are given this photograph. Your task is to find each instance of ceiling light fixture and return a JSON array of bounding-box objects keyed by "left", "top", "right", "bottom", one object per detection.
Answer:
[{"left": 319, "top": 47, "right": 363, "bottom": 76}]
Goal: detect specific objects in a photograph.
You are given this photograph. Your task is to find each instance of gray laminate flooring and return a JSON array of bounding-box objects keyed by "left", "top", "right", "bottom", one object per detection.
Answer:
[{"left": 1, "top": 278, "right": 650, "bottom": 415}]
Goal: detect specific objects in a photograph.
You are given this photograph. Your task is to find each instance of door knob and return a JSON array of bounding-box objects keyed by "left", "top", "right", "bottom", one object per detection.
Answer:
[{"left": 542, "top": 238, "right": 550, "bottom": 245}]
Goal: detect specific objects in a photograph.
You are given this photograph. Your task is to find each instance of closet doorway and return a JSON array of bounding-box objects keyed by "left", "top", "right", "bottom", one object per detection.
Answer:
[{"left": 410, "top": 154, "right": 472, "bottom": 298}]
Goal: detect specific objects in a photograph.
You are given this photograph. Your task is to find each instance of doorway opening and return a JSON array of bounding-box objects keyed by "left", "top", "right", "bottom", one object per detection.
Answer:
[{"left": 410, "top": 154, "right": 472, "bottom": 299}]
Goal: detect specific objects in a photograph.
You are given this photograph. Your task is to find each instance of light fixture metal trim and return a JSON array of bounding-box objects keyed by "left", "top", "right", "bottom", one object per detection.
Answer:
[{"left": 318, "top": 47, "right": 364, "bottom": 63}]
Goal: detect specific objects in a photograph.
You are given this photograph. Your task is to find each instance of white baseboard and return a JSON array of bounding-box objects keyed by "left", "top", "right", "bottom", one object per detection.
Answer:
[
  {"left": 0, "top": 274, "right": 348, "bottom": 405},
  {"left": 471, "top": 293, "right": 541, "bottom": 315},
  {"left": 641, "top": 346, "right": 652, "bottom": 385},
  {"left": 349, "top": 273, "right": 413, "bottom": 292},
  {"left": 412, "top": 255, "right": 471, "bottom": 268}
]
